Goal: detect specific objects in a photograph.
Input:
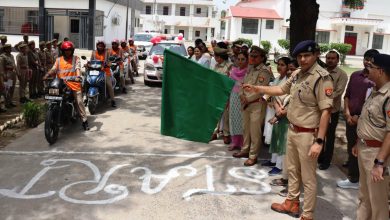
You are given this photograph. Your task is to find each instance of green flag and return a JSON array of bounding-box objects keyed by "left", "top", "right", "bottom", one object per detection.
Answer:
[{"left": 161, "top": 49, "right": 235, "bottom": 143}]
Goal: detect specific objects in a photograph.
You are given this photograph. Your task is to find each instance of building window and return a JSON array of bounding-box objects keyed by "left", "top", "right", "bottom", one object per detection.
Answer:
[
  {"left": 373, "top": 34, "right": 384, "bottom": 49},
  {"left": 94, "top": 10, "right": 104, "bottom": 36},
  {"left": 145, "top": 6, "right": 152, "bottom": 14},
  {"left": 195, "top": 30, "right": 200, "bottom": 37},
  {"left": 346, "top": 25, "right": 354, "bottom": 31},
  {"left": 265, "top": 20, "right": 274, "bottom": 29},
  {"left": 241, "top": 19, "right": 258, "bottom": 34},
  {"left": 163, "top": 6, "right": 169, "bottom": 15},
  {"left": 315, "top": 31, "right": 330, "bottom": 43},
  {"left": 196, "top": 8, "right": 201, "bottom": 14},
  {"left": 179, "top": 30, "right": 185, "bottom": 37},
  {"left": 211, "top": 28, "right": 215, "bottom": 37},
  {"left": 0, "top": 9, "right": 4, "bottom": 31},
  {"left": 180, "top": 7, "right": 186, "bottom": 16},
  {"left": 164, "top": 29, "right": 168, "bottom": 34},
  {"left": 70, "top": 19, "right": 80, "bottom": 33}
]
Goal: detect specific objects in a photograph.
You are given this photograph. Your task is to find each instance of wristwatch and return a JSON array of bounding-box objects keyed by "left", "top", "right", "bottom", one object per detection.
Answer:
[
  {"left": 374, "top": 159, "right": 385, "bottom": 166},
  {"left": 315, "top": 138, "right": 324, "bottom": 145}
]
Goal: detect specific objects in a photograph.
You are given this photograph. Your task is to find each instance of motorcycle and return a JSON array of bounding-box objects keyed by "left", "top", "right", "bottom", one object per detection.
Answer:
[
  {"left": 83, "top": 58, "right": 112, "bottom": 115},
  {"left": 44, "top": 77, "right": 80, "bottom": 145}
]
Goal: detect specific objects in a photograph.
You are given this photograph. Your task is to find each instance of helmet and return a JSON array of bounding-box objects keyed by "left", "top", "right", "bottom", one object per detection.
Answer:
[
  {"left": 128, "top": 38, "right": 134, "bottom": 42},
  {"left": 96, "top": 40, "right": 106, "bottom": 47},
  {"left": 120, "top": 39, "right": 127, "bottom": 44},
  {"left": 61, "top": 41, "right": 74, "bottom": 50},
  {"left": 112, "top": 39, "right": 119, "bottom": 44}
]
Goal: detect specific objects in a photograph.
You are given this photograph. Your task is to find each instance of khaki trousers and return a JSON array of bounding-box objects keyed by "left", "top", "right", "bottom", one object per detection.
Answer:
[
  {"left": 73, "top": 91, "right": 87, "bottom": 122},
  {"left": 6, "top": 71, "right": 16, "bottom": 104},
  {"left": 105, "top": 75, "right": 115, "bottom": 100},
  {"left": 29, "top": 68, "right": 39, "bottom": 96},
  {"left": 286, "top": 128, "right": 317, "bottom": 219},
  {"left": 241, "top": 103, "right": 263, "bottom": 159},
  {"left": 18, "top": 69, "right": 28, "bottom": 98},
  {"left": 357, "top": 140, "right": 389, "bottom": 220}
]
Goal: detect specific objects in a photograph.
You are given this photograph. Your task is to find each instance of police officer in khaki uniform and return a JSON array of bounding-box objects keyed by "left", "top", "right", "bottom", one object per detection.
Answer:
[
  {"left": 16, "top": 43, "right": 30, "bottom": 103},
  {"left": 0, "top": 44, "right": 17, "bottom": 108},
  {"left": 243, "top": 40, "right": 334, "bottom": 220},
  {"left": 233, "top": 46, "right": 272, "bottom": 166},
  {"left": 0, "top": 35, "right": 7, "bottom": 55},
  {"left": 352, "top": 53, "right": 390, "bottom": 220},
  {"left": 211, "top": 47, "right": 233, "bottom": 144},
  {"left": 45, "top": 41, "right": 54, "bottom": 70},
  {"left": 318, "top": 50, "right": 348, "bottom": 170},
  {"left": 27, "top": 41, "right": 40, "bottom": 99},
  {"left": 37, "top": 41, "right": 46, "bottom": 96}
]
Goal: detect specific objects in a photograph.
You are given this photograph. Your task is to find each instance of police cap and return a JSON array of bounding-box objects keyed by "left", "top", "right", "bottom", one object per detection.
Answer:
[
  {"left": 28, "top": 40, "right": 35, "bottom": 45},
  {"left": 39, "top": 41, "right": 46, "bottom": 46},
  {"left": 371, "top": 53, "right": 390, "bottom": 70},
  {"left": 19, "top": 43, "right": 28, "bottom": 49},
  {"left": 0, "top": 35, "right": 7, "bottom": 41},
  {"left": 214, "top": 47, "right": 229, "bottom": 56},
  {"left": 292, "top": 40, "right": 320, "bottom": 57}
]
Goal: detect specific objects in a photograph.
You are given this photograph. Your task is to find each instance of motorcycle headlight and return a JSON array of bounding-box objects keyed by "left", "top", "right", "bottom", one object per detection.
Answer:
[
  {"left": 145, "top": 64, "right": 155, "bottom": 71},
  {"left": 48, "top": 88, "right": 59, "bottom": 95}
]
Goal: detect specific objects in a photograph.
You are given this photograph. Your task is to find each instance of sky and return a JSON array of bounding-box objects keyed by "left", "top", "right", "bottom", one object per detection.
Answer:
[{"left": 215, "top": 0, "right": 239, "bottom": 10}]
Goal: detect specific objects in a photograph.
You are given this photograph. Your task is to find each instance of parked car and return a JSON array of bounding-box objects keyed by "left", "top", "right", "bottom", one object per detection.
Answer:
[
  {"left": 144, "top": 41, "right": 187, "bottom": 86},
  {"left": 133, "top": 32, "right": 160, "bottom": 60}
]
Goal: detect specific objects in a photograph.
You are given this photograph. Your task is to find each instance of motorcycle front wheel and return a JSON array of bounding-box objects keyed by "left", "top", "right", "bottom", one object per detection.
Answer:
[
  {"left": 44, "top": 106, "right": 59, "bottom": 145},
  {"left": 88, "top": 97, "right": 97, "bottom": 115}
]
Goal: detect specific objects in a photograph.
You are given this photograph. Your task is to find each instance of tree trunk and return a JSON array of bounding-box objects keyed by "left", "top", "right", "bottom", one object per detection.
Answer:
[{"left": 289, "top": 0, "right": 319, "bottom": 54}]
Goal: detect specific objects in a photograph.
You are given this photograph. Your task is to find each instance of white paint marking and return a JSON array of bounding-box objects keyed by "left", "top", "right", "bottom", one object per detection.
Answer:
[{"left": 0, "top": 150, "right": 268, "bottom": 160}]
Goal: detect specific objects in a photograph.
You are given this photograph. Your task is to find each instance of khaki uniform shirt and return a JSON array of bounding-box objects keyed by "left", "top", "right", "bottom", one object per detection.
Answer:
[
  {"left": 328, "top": 66, "right": 348, "bottom": 113},
  {"left": 16, "top": 52, "right": 29, "bottom": 73},
  {"left": 45, "top": 50, "right": 54, "bottom": 70},
  {"left": 280, "top": 62, "right": 334, "bottom": 128},
  {"left": 357, "top": 82, "right": 390, "bottom": 142},
  {"left": 213, "top": 60, "right": 233, "bottom": 76},
  {"left": 38, "top": 49, "right": 46, "bottom": 70},
  {"left": 0, "top": 53, "right": 16, "bottom": 77},
  {"left": 240, "top": 63, "right": 272, "bottom": 103},
  {"left": 28, "top": 49, "right": 40, "bottom": 70}
]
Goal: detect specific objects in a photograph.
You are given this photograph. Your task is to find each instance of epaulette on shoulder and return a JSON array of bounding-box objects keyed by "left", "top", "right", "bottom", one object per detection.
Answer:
[{"left": 316, "top": 68, "right": 331, "bottom": 80}]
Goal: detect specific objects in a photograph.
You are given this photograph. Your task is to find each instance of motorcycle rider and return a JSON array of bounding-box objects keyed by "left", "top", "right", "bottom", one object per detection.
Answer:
[
  {"left": 43, "top": 41, "right": 90, "bottom": 131},
  {"left": 110, "top": 39, "right": 127, "bottom": 94},
  {"left": 90, "top": 41, "right": 116, "bottom": 107},
  {"left": 120, "top": 39, "right": 135, "bottom": 84},
  {"left": 128, "top": 38, "right": 139, "bottom": 76}
]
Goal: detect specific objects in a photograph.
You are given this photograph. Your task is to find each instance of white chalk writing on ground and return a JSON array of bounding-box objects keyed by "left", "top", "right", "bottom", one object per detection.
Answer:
[{"left": 0, "top": 158, "right": 271, "bottom": 204}]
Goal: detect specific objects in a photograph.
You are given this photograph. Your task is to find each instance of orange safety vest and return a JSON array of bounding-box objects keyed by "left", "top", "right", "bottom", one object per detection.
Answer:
[
  {"left": 109, "top": 48, "right": 124, "bottom": 68},
  {"left": 54, "top": 56, "right": 81, "bottom": 92},
  {"left": 92, "top": 50, "right": 111, "bottom": 76},
  {"left": 129, "top": 45, "right": 137, "bottom": 55}
]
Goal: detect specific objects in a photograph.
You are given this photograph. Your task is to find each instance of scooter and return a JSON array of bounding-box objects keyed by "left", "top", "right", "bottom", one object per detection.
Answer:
[
  {"left": 123, "top": 52, "right": 135, "bottom": 84},
  {"left": 82, "top": 56, "right": 113, "bottom": 115},
  {"left": 108, "top": 55, "right": 122, "bottom": 92}
]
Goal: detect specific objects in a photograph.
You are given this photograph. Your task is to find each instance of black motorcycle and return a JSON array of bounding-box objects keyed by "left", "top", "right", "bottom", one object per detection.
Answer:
[
  {"left": 108, "top": 55, "right": 122, "bottom": 92},
  {"left": 44, "top": 77, "right": 80, "bottom": 145}
]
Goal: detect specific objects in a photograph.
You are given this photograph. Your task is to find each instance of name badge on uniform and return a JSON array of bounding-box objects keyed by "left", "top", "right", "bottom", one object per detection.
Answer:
[{"left": 325, "top": 88, "right": 333, "bottom": 97}]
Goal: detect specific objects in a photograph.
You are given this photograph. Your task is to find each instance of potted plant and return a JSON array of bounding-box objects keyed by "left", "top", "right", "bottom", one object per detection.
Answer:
[{"left": 23, "top": 102, "right": 43, "bottom": 128}]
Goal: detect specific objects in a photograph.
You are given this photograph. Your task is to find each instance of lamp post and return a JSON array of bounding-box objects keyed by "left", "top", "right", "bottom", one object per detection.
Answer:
[{"left": 125, "top": 0, "right": 129, "bottom": 39}]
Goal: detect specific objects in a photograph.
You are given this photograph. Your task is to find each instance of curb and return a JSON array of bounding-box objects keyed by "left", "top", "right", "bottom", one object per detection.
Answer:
[{"left": 0, "top": 114, "right": 24, "bottom": 133}]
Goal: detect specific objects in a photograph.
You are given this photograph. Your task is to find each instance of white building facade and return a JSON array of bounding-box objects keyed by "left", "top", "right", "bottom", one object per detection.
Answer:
[
  {"left": 140, "top": 0, "right": 220, "bottom": 41},
  {"left": 224, "top": 0, "right": 390, "bottom": 55},
  {"left": 0, "top": 0, "right": 143, "bottom": 49}
]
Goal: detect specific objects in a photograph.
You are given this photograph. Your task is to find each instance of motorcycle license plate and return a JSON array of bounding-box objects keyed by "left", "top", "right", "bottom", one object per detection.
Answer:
[
  {"left": 89, "top": 70, "right": 100, "bottom": 76},
  {"left": 45, "top": 95, "right": 63, "bottom": 101}
]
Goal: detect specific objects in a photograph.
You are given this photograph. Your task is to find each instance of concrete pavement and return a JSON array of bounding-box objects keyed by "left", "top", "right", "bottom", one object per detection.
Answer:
[{"left": 0, "top": 76, "right": 358, "bottom": 220}]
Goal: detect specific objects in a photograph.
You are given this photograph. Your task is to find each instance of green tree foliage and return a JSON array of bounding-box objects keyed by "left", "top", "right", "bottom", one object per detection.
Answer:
[
  {"left": 260, "top": 40, "right": 271, "bottom": 54},
  {"left": 278, "top": 39, "right": 290, "bottom": 51}
]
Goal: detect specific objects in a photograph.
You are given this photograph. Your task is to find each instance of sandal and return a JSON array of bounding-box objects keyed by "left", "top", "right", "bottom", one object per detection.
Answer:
[
  {"left": 244, "top": 158, "right": 257, "bottom": 166},
  {"left": 228, "top": 146, "right": 241, "bottom": 151}
]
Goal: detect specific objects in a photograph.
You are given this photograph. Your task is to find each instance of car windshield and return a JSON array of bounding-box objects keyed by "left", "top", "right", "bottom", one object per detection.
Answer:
[
  {"left": 149, "top": 43, "right": 187, "bottom": 56},
  {"left": 134, "top": 34, "right": 153, "bottom": 42}
]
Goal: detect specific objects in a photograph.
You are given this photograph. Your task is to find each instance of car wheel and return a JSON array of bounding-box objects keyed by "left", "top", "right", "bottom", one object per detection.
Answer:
[{"left": 144, "top": 79, "right": 151, "bottom": 87}]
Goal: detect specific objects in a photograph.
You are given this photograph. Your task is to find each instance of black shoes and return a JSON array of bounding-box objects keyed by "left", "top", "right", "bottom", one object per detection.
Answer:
[
  {"left": 111, "top": 100, "right": 117, "bottom": 107},
  {"left": 261, "top": 160, "right": 276, "bottom": 167},
  {"left": 319, "top": 163, "right": 330, "bottom": 170},
  {"left": 82, "top": 121, "right": 90, "bottom": 131},
  {"left": 122, "top": 88, "right": 127, "bottom": 94}
]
